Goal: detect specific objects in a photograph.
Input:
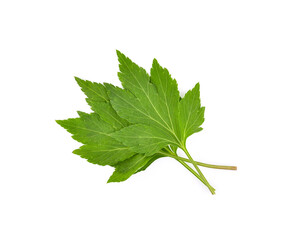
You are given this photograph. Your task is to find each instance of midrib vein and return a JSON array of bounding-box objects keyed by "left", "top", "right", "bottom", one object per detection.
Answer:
[
  {"left": 84, "top": 84, "right": 108, "bottom": 102},
  {"left": 155, "top": 67, "right": 175, "bottom": 132},
  {"left": 121, "top": 59, "right": 181, "bottom": 145},
  {"left": 64, "top": 123, "right": 111, "bottom": 136}
]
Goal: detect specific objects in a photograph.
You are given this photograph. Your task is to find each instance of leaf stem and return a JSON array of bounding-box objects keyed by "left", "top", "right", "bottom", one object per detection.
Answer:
[
  {"left": 161, "top": 148, "right": 237, "bottom": 170},
  {"left": 159, "top": 149, "right": 215, "bottom": 194},
  {"left": 195, "top": 161, "right": 237, "bottom": 170},
  {"left": 175, "top": 156, "right": 236, "bottom": 170},
  {"left": 182, "top": 148, "right": 215, "bottom": 195},
  {"left": 174, "top": 157, "right": 216, "bottom": 194}
]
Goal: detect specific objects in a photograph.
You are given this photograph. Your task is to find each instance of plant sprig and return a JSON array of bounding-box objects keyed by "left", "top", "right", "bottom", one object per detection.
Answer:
[{"left": 56, "top": 51, "right": 237, "bottom": 194}]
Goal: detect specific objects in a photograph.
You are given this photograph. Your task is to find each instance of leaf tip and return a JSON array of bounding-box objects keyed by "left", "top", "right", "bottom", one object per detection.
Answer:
[
  {"left": 116, "top": 49, "right": 124, "bottom": 59},
  {"left": 152, "top": 58, "right": 162, "bottom": 69},
  {"left": 195, "top": 82, "right": 200, "bottom": 89},
  {"left": 152, "top": 58, "right": 158, "bottom": 64},
  {"left": 72, "top": 148, "right": 79, "bottom": 155},
  {"left": 74, "top": 76, "right": 86, "bottom": 89},
  {"left": 77, "top": 111, "right": 89, "bottom": 118},
  {"left": 107, "top": 173, "right": 117, "bottom": 183},
  {"left": 55, "top": 119, "right": 67, "bottom": 128},
  {"left": 74, "top": 76, "right": 83, "bottom": 84},
  {"left": 107, "top": 178, "right": 113, "bottom": 183}
]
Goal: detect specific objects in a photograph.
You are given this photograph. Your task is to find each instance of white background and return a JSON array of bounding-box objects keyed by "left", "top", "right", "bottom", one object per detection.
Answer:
[{"left": 1, "top": 0, "right": 291, "bottom": 239}]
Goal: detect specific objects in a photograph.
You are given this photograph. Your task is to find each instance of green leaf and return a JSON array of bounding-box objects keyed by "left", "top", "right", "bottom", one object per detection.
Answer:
[
  {"left": 75, "top": 76, "right": 109, "bottom": 102},
  {"left": 150, "top": 58, "right": 180, "bottom": 135},
  {"left": 56, "top": 52, "right": 236, "bottom": 194},
  {"left": 114, "top": 51, "right": 181, "bottom": 140},
  {"left": 73, "top": 143, "right": 134, "bottom": 166},
  {"left": 179, "top": 83, "right": 205, "bottom": 144},
  {"left": 59, "top": 78, "right": 161, "bottom": 178},
  {"left": 108, "top": 51, "right": 204, "bottom": 154},
  {"left": 56, "top": 111, "right": 114, "bottom": 144},
  {"left": 75, "top": 77, "right": 129, "bottom": 130},
  {"left": 75, "top": 77, "right": 156, "bottom": 175},
  {"left": 150, "top": 58, "right": 180, "bottom": 154},
  {"left": 106, "top": 54, "right": 182, "bottom": 155},
  {"left": 107, "top": 154, "right": 160, "bottom": 183},
  {"left": 134, "top": 157, "right": 158, "bottom": 173},
  {"left": 56, "top": 111, "right": 134, "bottom": 165},
  {"left": 111, "top": 124, "right": 176, "bottom": 156}
]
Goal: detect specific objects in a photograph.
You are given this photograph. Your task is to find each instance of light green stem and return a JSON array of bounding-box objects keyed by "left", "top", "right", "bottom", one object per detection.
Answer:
[
  {"left": 162, "top": 147, "right": 237, "bottom": 171},
  {"left": 195, "top": 161, "right": 237, "bottom": 170},
  {"left": 175, "top": 157, "right": 215, "bottom": 194},
  {"left": 182, "top": 148, "right": 215, "bottom": 195},
  {"left": 174, "top": 156, "right": 236, "bottom": 170},
  {"left": 160, "top": 149, "right": 215, "bottom": 194}
]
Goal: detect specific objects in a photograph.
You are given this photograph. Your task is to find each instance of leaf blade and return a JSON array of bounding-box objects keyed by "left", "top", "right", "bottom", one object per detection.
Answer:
[
  {"left": 73, "top": 142, "right": 134, "bottom": 166},
  {"left": 107, "top": 52, "right": 184, "bottom": 154},
  {"left": 56, "top": 112, "right": 114, "bottom": 144},
  {"left": 56, "top": 111, "right": 135, "bottom": 166},
  {"left": 108, "top": 154, "right": 159, "bottom": 183},
  {"left": 111, "top": 124, "right": 176, "bottom": 155},
  {"left": 75, "top": 77, "right": 129, "bottom": 129},
  {"left": 179, "top": 83, "right": 205, "bottom": 143}
]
